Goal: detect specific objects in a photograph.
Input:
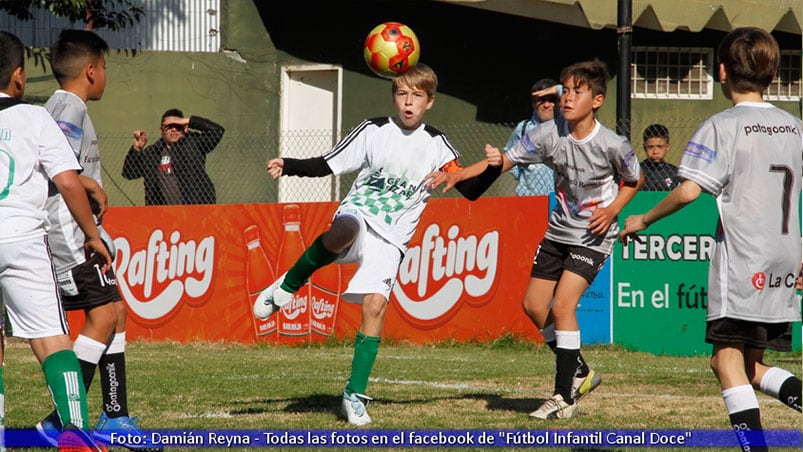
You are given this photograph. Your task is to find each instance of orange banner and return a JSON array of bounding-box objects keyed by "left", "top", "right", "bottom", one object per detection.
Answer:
[{"left": 68, "top": 198, "right": 549, "bottom": 344}]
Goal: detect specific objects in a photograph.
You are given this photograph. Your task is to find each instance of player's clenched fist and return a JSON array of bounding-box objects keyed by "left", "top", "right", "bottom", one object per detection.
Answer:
[
  {"left": 485, "top": 144, "right": 503, "bottom": 167},
  {"left": 132, "top": 129, "right": 147, "bottom": 151},
  {"left": 267, "top": 158, "right": 284, "bottom": 179}
]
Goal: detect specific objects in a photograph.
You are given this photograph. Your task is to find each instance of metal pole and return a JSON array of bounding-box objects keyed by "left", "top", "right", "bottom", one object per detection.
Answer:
[{"left": 617, "top": 0, "right": 632, "bottom": 140}]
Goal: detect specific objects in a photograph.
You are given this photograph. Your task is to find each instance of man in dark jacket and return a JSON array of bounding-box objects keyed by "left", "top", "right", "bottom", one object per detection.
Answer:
[{"left": 122, "top": 108, "right": 224, "bottom": 205}]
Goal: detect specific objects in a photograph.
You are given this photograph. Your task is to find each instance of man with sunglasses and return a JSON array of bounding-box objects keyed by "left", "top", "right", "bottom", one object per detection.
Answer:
[
  {"left": 122, "top": 108, "right": 224, "bottom": 205},
  {"left": 502, "top": 78, "right": 558, "bottom": 196}
]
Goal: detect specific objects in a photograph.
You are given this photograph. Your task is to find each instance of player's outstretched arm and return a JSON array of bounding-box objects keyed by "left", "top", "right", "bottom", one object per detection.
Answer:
[
  {"left": 268, "top": 156, "right": 333, "bottom": 180},
  {"left": 618, "top": 179, "right": 702, "bottom": 244},
  {"left": 426, "top": 145, "right": 514, "bottom": 201},
  {"left": 52, "top": 170, "right": 112, "bottom": 272}
]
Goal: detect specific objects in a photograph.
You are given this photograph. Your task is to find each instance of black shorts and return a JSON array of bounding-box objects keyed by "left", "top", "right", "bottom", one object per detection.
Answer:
[
  {"left": 530, "top": 238, "right": 608, "bottom": 284},
  {"left": 705, "top": 318, "right": 793, "bottom": 352},
  {"left": 57, "top": 253, "right": 121, "bottom": 311}
]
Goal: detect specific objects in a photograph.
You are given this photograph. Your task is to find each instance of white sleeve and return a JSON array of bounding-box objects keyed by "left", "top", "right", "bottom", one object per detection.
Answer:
[
  {"left": 37, "top": 109, "right": 81, "bottom": 180},
  {"left": 323, "top": 120, "right": 373, "bottom": 175}
]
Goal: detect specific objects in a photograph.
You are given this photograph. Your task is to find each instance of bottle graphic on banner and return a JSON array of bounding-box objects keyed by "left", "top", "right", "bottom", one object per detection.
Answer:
[
  {"left": 310, "top": 224, "right": 341, "bottom": 337},
  {"left": 276, "top": 204, "right": 311, "bottom": 338},
  {"left": 244, "top": 225, "right": 277, "bottom": 337}
]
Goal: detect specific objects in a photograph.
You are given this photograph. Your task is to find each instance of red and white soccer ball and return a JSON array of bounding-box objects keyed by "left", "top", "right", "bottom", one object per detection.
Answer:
[{"left": 363, "top": 22, "right": 420, "bottom": 79}]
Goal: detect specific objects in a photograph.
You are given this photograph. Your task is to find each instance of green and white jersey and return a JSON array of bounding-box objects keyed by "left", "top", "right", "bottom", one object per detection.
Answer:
[
  {"left": 324, "top": 117, "right": 460, "bottom": 252},
  {"left": 678, "top": 102, "right": 802, "bottom": 323},
  {"left": 507, "top": 117, "right": 641, "bottom": 254},
  {"left": 0, "top": 95, "right": 81, "bottom": 244},
  {"left": 44, "top": 90, "right": 103, "bottom": 273}
]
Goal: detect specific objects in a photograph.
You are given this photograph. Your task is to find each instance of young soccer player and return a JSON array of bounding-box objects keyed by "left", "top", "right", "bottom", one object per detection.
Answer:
[
  {"left": 34, "top": 30, "right": 162, "bottom": 451},
  {"left": 429, "top": 59, "right": 643, "bottom": 419},
  {"left": 0, "top": 30, "right": 110, "bottom": 451},
  {"left": 619, "top": 27, "right": 802, "bottom": 451},
  {"left": 254, "top": 63, "right": 490, "bottom": 425}
]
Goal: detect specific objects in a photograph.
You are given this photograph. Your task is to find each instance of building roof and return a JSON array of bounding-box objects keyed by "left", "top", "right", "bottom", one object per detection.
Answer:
[{"left": 436, "top": 0, "right": 802, "bottom": 34}]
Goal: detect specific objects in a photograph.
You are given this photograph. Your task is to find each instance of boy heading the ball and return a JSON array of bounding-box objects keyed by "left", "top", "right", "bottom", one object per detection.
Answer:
[
  {"left": 255, "top": 63, "right": 488, "bottom": 425},
  {"left": 620, "top": 27, "right": 802, "bottom": 451},
  {"left": 428, "top": 59, "right": 644, "bottom": 419}
]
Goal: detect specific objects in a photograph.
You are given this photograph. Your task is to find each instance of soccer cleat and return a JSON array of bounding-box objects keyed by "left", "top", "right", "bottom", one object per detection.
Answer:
[
  {"left": 36, "top": 410, "right": 62, "bottom": 447},
  {"left": 57, "top": 423, "right": 107, "bottom": 452},
  {"left": 529, "top": 394, "right": 577, "bottom": 419},
  {"left": 253, "top": 273, "right": 294, "bottom": 320},
  {"left": 94, "top": 412, "right": 163, "bottom": 451},
  {"left": 571, "top": 369, "right": 601, "bottom": 402},
  {"left": 341, "top": 391, "right": 373, "bottom": 426}
]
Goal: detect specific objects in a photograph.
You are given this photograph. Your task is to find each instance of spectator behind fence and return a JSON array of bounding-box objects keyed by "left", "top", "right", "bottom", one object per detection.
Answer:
[
  {"left": 640, "top": 124, "right": 679, "bottom": 191},
  {"left": 122, "top": 109, "right": 224, "bottom": 205},
  {"left": 502, "top": 78, "right": 557, "bottom": 196}
]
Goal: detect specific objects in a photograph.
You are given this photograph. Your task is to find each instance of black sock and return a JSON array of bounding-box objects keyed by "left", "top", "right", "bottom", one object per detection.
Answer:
[
  {"left": 554, "top": 348, "right": 578, "bottom": 404},
  {"left": 778, "top": 376, "right": 802, "bottom": 412},
  {"left": 545, "top": 339, "right": 557, "bottom": 353},
  {"left": 99, "top": 352, "right": 129, "bottom": 418},
  {"left": 575, "top": 353, "right": 589, "bottom": 377},
  {"left": 729, "top": 408, "right": 767, "bottom": 452},
  {"left": 78, "top": 359, "right": 96, "bottom": 390}
]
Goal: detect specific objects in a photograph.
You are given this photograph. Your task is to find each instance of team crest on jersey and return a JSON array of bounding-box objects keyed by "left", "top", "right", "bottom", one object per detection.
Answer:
[{"left": 56, "top": 120, "right": 83, "bottom": 141}]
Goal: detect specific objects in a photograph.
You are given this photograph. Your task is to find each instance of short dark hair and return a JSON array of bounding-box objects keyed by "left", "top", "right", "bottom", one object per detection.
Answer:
[
  {"left": 560, "top": 59, "right": 609, "bottom": 97},
  {"left": 161, "top": 108, "right": 184, "bottom": 123},
  {"left": 0, "top": 31, "right": 24, "bottom": 88},
  {"left": 50, "top": 29, "right": 109, "bottom": 84},
  {"left": 643, "top": 124, "right": 669, "bottom": 142}
]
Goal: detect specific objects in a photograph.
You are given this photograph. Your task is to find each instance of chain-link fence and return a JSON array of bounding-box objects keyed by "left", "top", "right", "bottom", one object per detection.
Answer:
[{"left": 98, "top": 118, "right": 709, "bottom": 207}]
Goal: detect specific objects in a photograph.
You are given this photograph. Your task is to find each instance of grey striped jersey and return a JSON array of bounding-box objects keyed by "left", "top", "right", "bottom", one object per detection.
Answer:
[
  {"left": 678, "top": 102, "right": 802, "bottom": 322},
  {"left": 44, "top": 90, "right": 105, "bottom": 273},
  {"left": 507, "top": 117, "right": 641, "bottom": 254},
  {"left": 323, "top": 117, "right": 460, "bottom": 252}
]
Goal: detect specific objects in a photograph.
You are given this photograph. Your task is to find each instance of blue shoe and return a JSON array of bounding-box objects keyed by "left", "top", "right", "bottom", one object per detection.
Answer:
[
  {"left": 94, "top": 412, "right": 163, "bottom": 451},
  {"left": 35, "top": 410, "right": 61, "bottom": 447},
  {"left": 57, "top": 423, "right": 107, "bottom": 452}
]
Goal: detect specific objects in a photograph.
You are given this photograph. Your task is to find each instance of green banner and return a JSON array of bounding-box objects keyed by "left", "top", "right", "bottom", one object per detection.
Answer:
[{"left": 614, "top": 193, "right": 801, "bottom": 356}]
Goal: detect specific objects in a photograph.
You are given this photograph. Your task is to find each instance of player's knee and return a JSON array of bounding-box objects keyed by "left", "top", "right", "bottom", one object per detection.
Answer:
[
  {"left": 709, "top": 355, "right": 721, "bottom": 377},
  {"left": 361, "top": 295, "right": 387, "bottom": 320}
]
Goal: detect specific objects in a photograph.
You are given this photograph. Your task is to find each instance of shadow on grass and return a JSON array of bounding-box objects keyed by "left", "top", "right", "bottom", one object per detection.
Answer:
[{"left": 229, "top": 392, "right": 551, "bottom": 416}]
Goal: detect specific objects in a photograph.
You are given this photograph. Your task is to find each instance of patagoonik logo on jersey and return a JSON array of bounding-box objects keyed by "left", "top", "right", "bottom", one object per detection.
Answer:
[
  {"left": 114, "top": 229, "right": 215, "bottom": 321},
  {"left": 392, "top": 223, "right": 499, "bottom": 327}
]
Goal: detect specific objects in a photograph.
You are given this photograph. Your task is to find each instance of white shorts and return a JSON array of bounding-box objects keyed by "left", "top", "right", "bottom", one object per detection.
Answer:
[
  {"left": 0, "top": 235, "right": 70, "bottom": 338},
  {"left": 334, "top": 207, "right": 403, "bottom": 304}
]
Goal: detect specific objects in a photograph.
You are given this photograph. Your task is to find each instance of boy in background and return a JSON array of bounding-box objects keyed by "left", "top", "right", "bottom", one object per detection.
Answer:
[
  {"left": 639, "top": 124, "right": 679, "bottom": 191},
  {"left": 429, "top": 59, "right": 643, "bottom": 419},
  {"left": 254, "top": 64, "right": 488, "bottom": 425},
  {"left": 0, "top": 30, "right": 110, "bottom": 451},
  {"left": 35, "top": 29, "right": 162, "bottom": 451},
  {"left": 620, "top": 27, "right": 801, "bottom": 451}
]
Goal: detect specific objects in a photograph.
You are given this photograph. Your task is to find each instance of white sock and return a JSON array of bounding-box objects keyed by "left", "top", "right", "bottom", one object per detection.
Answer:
[
  {"left": 722, "top": 384, "right": 759, "bottom": 414},
  {"left": 555, "top": 330, "right": 581, "bottom": 350},
  {"left": 73, "top": 335, "right": 107, "bottom": 364},
  {"left": 540, "top": 324, "right": 556, "bottom": 343},
  {"left": 106, "top": 332, "right": 126, "bottom": 355}
]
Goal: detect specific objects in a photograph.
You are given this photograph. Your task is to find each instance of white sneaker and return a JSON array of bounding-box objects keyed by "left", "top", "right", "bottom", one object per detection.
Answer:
[
  {"left": 341, "top": 391, "right": 373, "bottom": 426},
  {"left": 253, "top": 273, "right": 294, "bottom": 320},
  {"left": 571, "top": 369, "right": 601, "bottom": 402},
  {"left": 529, "top": 394, "right": 576, "bottom": 419}
]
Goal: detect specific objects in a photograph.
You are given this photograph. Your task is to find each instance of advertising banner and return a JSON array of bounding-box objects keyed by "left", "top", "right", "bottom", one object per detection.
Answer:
[
  {"left": 614, "top": 193, "right": 802, "bottom": 355},
  {"left": 68, "top": 197, "right": 551, "bottom": 344}
]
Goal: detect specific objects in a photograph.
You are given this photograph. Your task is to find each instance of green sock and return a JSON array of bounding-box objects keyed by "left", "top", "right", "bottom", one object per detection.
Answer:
[
  {"left": 282, "top": 235, "right": 340, "bottom": 292},
  {"left": 42, "top": 350, "right": 89, "bottom": 429},
  {"left": 344, "top": 332, "right": 381, "bottom": 395}
]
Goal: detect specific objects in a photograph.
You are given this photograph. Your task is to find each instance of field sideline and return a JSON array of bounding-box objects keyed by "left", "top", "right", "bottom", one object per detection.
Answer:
[{"left": 2, "top": 336, "right": 800, "bottom": 451}]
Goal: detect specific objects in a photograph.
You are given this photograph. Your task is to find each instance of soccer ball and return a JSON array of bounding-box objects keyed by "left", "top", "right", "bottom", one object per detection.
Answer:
[{"left": 363, "top": 22, "right": 420, "bottom": 79}]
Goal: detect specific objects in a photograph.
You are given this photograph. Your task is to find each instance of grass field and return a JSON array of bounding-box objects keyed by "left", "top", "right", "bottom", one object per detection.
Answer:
[{"left": 2, "top": 336, "right": 800, "bottom": 451}]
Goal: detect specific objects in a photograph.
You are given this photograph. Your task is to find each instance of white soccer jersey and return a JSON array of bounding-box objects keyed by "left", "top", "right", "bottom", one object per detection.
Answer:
[
  {"left": 678, "top": 102, "right": 802, "bottom": 323},
  {"left": 44, "top": 90, "right": 103, "bottom": 273},
  {"left": 0, "top": 96, "right": 81, "bottom": 244},
  {"left": 324, "top": 117, "right": 460, "bottom": 252},
  {"left": 507, "top": 117, "right": 641, "bottom": 254}
]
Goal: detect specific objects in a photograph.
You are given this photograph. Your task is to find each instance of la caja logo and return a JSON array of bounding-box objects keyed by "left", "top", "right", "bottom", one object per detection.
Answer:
[
  {"left": 392, "top": 223, "right": 499, "bottom": 328},
  {"left": 114, "top": 229, "right": 216, "bottom": 321}
]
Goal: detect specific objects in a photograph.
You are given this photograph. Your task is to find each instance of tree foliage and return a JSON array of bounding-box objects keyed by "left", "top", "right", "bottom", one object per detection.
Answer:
[{"left": 0, "top": 0, "right": 144, "bottom": 31}]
